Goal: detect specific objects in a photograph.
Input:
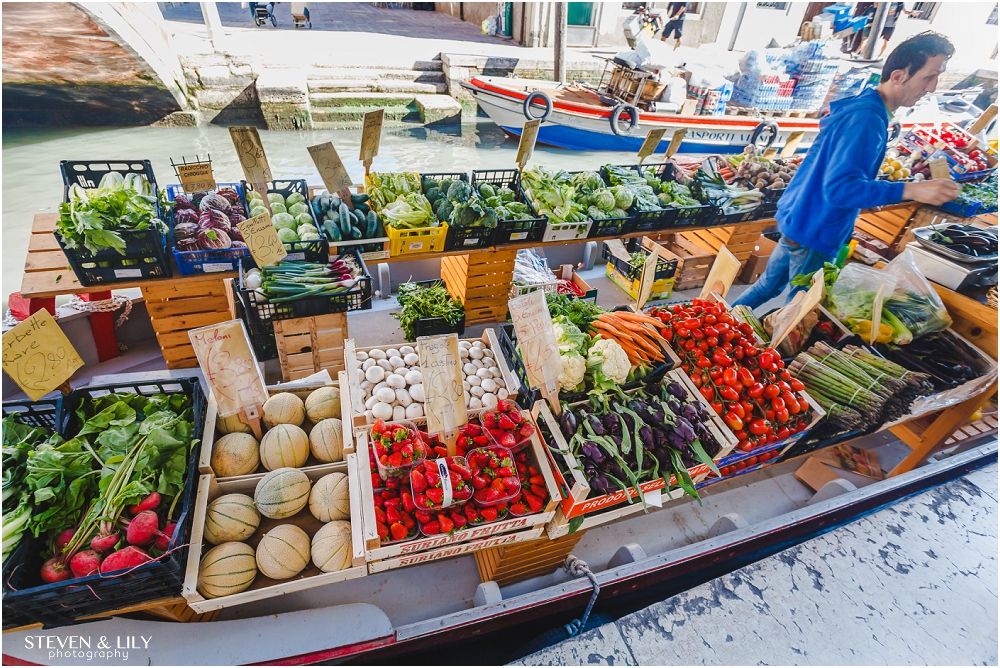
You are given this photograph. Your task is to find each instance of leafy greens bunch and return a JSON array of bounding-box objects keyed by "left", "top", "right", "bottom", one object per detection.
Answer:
[{"left": 56, "top": 172, "right": 164, "bottom": 256}]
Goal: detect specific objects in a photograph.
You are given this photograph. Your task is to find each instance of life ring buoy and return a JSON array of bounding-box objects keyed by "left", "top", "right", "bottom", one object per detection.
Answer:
[
  {"left": 610, "top": 104, "right": 639, "bottom": 136},
  {"left": 523, "top": 91, "right": 552, "bottom": 122},
  {"left": 750, "top": 120, "right": 779, "bottom": 150},
  {"left": 887, "top": 119, "right": 901, "bottom": 144}
]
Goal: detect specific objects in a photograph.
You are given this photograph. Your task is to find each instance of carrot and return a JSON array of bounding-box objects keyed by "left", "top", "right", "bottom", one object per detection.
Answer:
[
  {"left": 603, "top": 316, "right": 662, "bottom": 357},
  {"left": 612, "top": 311, "right": 666, "bottom": 329}
]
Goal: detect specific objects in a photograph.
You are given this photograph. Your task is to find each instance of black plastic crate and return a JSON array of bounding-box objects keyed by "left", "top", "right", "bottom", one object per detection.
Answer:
[
  {"left": 237, "top": 251, "right": 373, "bottom": 361},
  {"left": 409, "top": 279, "right": 467, "bottom": 339},
  {"left": 602, "top": 237, "right": 678, "bottom": 282},
  {"left": 242, "top": 179, "right": 329, "bottom": 263},
  {"left": 57, "top": 160, "right": 173, "bottom": 286},
  {"left": 498, "top": 323, "right": 535, "bottom": 410},
  {"left": 444, "top": 224, "right": 496, "bottom": 251},
  {"left": 3, "top": 378, "right": 205, "bottom": 628},
  {"left": 642, "top": 162, "right": 716, "bottom": 228},
  {"left": 471, "top": 169, "right": 547, "bottom": 245},
  {"left": 599, "top": 164, "right": 675, "bottom": 233},
  {"left": 707, "top": 205, "right": 760, "bottom": 227},
  {"left": 166, "top": 182, "right": 253, "bottom": 275}
]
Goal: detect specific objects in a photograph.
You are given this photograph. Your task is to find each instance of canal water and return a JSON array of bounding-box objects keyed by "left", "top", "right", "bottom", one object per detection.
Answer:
[{"left": 2, "top": 122, "right": 640, "bottom": 309}]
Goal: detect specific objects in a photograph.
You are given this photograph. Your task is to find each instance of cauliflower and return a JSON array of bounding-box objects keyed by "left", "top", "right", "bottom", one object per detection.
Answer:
[
  {"left": 587, "top": 337, "right": 630, "bottom": 387},
  {"left": 558, "top": 352, "right": 587, "bottom": 392},
  {"left": 553, "top": 315, "right": 588, "bottom": 392}
]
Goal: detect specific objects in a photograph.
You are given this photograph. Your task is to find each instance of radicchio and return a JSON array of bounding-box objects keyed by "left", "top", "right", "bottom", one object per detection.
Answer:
[
  {"left": 199, "top": 193, "right": 230, "bottom": 213},
  {"left": 174, "top": 194, "right": 195, "bottom": 210},
  {"left": 228, "top": 226, "right": 245, "bottom": 242},
  {"left": 173, "top": 221, "right": 199, "bottom": 241},
  {"left": 198, "top": 228, "right": 232, "bottom": 250},
  {"left": 230, "top": 240, "right": 248, "bottom": 249},
  {"left": 199, "top": 209, "right": 231, "bottom": 232},
  {"left": 228, "top": 212, "right": 246, "bottom": 226},
  {"left": 176, "top": 236, "right": 200, "bottom": 252},
  {"left": 174, "top": 208, "right": 199, "bottom": 226},
  {"left": 218, "top": 188, "right": 243, "bottom": 207}
]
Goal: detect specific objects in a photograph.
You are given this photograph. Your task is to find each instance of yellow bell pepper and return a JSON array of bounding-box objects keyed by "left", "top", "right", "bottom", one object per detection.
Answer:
[{"left": 849, "top": 319, "right": 893, "bottom": 344}]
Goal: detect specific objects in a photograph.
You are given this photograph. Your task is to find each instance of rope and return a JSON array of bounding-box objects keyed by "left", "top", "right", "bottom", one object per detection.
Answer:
[
  {"left": 562, "top": 555, "right": 600, "bottom": 638},
  {"left": 66, "top": 295, "right": 133, "bottom": 328}
]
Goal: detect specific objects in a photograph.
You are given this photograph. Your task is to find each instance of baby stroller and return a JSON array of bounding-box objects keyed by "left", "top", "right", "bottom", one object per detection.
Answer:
[{"left": 251, "top": 2, "right": 277, "bottom": 27}]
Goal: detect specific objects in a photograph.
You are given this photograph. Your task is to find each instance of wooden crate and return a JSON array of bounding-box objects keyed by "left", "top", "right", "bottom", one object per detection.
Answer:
[
  {"left": 273, "top": 312, "right": 349, "bottom": 382},
  {"left": 474, "top": 530, "right": 588, "bottom": 587},
  {"left": 142, "top": 276, "right": 235, "bottom": 369},
  {"left": 854, "top": 202, "right": 921, "bottom": 248},
  {"left": 199, "top": 380, "right": 355, "bottom": 477},
  {"left": 678, "top": 220, "right": 770, "bottom": 266},
  {"left": 440, "top": 250, "right": 517, "bottom": 324},
  {"left": 181, "top": 460, "right": 368, "bottom": 613},
  {"left": 354, "top": 421, "right": 561, "bottom": 572},
  {"left": 2, "top": 596, "right": 220, "bottom": 634},
  {"left": 662, "top": 234, "right": 714, "bottom": 291}
]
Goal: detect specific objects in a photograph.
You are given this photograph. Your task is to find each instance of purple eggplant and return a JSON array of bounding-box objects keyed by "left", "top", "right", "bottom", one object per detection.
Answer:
[
  {"left": 174, "top": 208, "right": 199, "bottom": 227},
  {"left": 173, "top": 221, "right": 199, "bottom": 241},
  {"left": 665, "top": 383, "right": 687, "bottom": 401},
  {"left": 560, "top": 411, "right": 578, "bottom": 439},
  {"left": 603, "top": 413, "right": 621, "bottom": 436},
  {"left": 592, "top": 475, "right": 614, "bottom": 495},
  {"left": 581, "top": 441, "right": 605, "bottom": 464},
  {"left": 198, "top": 228, "right": 232, "bottom": 250},
  {"left": 638, "top": 425, "right": 654, "bottom": 448},
  {"left": 681, "top": 405, "right": 700, "bottom": 424},
  {"left": 586, "top": 414, "right": 606, "bottom": 437}
]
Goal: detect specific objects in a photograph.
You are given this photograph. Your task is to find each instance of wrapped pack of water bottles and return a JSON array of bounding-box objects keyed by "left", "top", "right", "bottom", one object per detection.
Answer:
[
  {"left": 821, "top": 65, "right": 878, "bottom": 112},
  {"left": 784, "top": 40, "right": 840, "bottom": 111},
  {"left": 731, "top": 49, "right": 795, "bottom": 111}
]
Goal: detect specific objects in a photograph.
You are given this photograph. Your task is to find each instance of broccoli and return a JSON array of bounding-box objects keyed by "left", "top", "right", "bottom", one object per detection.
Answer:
[
  {"left": 449, "top": 201, "right": 481, "bottom": 228},
  {"left": 425, "top": 186, "right": 443, "bottom": 204},
  {"left": 478, "top": 183, "right": 496, "bottom": 199},
  {"left": 447, "top": 180, "right": 473, "bottom": 203}
]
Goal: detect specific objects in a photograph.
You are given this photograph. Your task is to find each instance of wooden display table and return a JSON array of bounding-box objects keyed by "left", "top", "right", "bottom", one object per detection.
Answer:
[{"left": 20, "top": 213, "right": 238, "bottom": 369}]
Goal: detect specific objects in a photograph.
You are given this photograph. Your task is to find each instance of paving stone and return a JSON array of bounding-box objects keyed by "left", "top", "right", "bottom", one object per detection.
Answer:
[
  {"left": 415, "top": 94, "right": 462, "bottom": 125},
  {"left": 515, "top": 624, "right": 637, "bottom": 666}
]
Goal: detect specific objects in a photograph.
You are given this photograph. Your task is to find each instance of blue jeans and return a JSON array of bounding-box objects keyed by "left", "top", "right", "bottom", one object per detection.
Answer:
[{"left": 732, "top": 236, "right": 833, "bottom": 310}]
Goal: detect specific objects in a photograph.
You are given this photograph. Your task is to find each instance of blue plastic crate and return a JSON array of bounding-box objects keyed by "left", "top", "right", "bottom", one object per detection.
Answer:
[{"left": 165, "top": 182, "right": 253, "bottom": 275}]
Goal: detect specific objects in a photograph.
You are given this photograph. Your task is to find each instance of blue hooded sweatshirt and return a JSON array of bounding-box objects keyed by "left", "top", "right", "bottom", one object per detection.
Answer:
[{"left": 776, "top": 88, "right": 905, "bottom": 257}]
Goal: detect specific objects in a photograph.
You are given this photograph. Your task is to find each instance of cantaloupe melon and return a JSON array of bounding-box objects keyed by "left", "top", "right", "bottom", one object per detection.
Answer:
[
  {"left": 217, "top": 412, "right": 252, "bottom": 435},
  {"left": 305, "top": 386, "right": 341, "bottom": 422},
  {"left": 309, "top": 472, "right": 351, "bottom": 522},
  {"left": 311, "top": 521, "right": 352, "bottom": 573},
  {"left": 197, "top": 542, "right": 257, "bottom": 599},
  {"left": 204, "top": 493, "right": 261, "bottom": 544},
  {"left": 309, "top": 418, "right": 344, "bottom": 463},
  {"left": 263, "top": 393, "right": 305, "bottom": 429},
  {"left": 259, "top": 424, "right": 309, "bottom": 470},
  {"left": 256, "top": 524, "right": 310, "bottom": 579},
  {"left": 254, "top": 468, "right": 310, "bottom": 519},
  {"left": 212, "top": 433, "right": 260, "bottom": 477}
]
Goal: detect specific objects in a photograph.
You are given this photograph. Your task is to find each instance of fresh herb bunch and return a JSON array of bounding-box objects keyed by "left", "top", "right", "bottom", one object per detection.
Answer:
[
  {"left": 544, "top": 293, "right": 605, "bottom": 333},
  {"left": 56, "top": 172, "right": 164, "bottom": 256},
  {"left": 2, "top": 416, "right": 62, "bottom": 562},
  {"left": 393, "top": 280, "right": 465, "bottom": 341}
]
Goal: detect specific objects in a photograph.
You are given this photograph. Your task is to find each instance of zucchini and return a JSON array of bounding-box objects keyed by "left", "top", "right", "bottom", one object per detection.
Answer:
[
  {"left": 323, "top": 220, "right": 342, "bottom": 243},
  {"left": 355, "top": 203, "right": 370, "bottom": 214},
  {"left": 366, "top": 210, "right": 379, "bottom": 238},
  {"left": 351, "top": 193, "right": 370, "bottom": 205},
  {"left": 350, "top": 225, "right": 363, "bottom": 240},
  {"left": 338, "top": 203, "right": 351, "bottom": 235}
]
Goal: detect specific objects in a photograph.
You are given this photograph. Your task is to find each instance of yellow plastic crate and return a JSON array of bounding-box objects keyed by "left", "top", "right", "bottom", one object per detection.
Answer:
[
  {"left": 605, "top": 262, "right": 675, "bottom": 301},
  {"left": 387, "top": 222, "right": 449, "bottom": 256}
]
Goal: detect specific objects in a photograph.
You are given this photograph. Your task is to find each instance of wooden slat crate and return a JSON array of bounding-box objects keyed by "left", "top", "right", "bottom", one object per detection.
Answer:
[
  {"left": 440, "top": 250, "right": 517, "bottom": 324},
  {"left": 474, "top": 530, "right": 588, "bottom": 587},
  {"left": 679, "top": 220, "right": 770, "bottom": 266},
  {"left": 142, "top": 276, "right": 235, "bottom": 369},
  {"left": 854, "top": 202, "right": 921, "bottom": 248},
  {"left": 662, "top": 234, "right": 714, "bottom": 291},
  {"left": 273, "top": 312, "right": 349, "bottom": 382},
  {"left": 4, "top": 597, "right": 219, "bottom": 633}
]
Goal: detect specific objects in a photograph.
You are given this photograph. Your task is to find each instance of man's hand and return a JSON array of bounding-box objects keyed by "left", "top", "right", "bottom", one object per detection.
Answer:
[{"left": 903, "top": 179, "right": 962, "bottom": 205}]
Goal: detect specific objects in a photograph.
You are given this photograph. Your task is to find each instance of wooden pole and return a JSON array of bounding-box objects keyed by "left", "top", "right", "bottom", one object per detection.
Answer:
[{"left": 554, "top": 2, "right": 567, "bottom": 83}]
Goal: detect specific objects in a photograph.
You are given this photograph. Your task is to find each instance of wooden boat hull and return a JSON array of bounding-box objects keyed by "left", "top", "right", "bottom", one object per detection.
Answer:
[{"left": 4, "top": 441, "right": 994, "bottom": 666}]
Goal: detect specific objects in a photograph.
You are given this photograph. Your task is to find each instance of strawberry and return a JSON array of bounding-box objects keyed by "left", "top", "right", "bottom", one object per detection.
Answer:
[
  {"left": 525, "top": 492, "right": 543, "bottom": 513},
  {"left": 498, "top": 414, "right": 517, "bottom": 431},
  {"left": 426, "top": 488, "right": 444, "bottom": 504},
  {"left": 450, "top": 461, "right": 472, "bottom": 478},
  {"left": 510, "top": 501, "right": 527, "bottom": 515},
  {"left": 497, "top": 466, "right": 514, "bottom": 478},
  {"left": 372, "top": 418, "right": 386, "bottom": 435},
  {"left": 377, "top": 522, "right": 389, "bottom": 539},
  {"left": 451, "top": 512, "right": 467, "bottom": 529},
  {"left": 502, "top": 476, "right": 520, "bottom": 493},
  {"left": 472, "top": 474, "right": 489, "bottom": 490},
  {"left": 472, "top": 435, "right": 490, "bottom": 446},
  {"left": 519, "top": 423, "right": 535, "bottom": 437},
  {"left": 496, "top": 398, "right": 513, "bottom": 413},
  {"left": 480, "top": 506, "right": 498, "bottom": 522},
  {"left": 433, "top": 445, "right": 448, "bottom": 458},
  {"left": 416, "top": 493, "right": 429, "bottom": 508},
  {"left": 491, "top": 478, "right": 506, "bottom": 493},
  {"left": 422, "top": 521, "right": 440, "bottom": 535},
  {"left": 482, "top": 411, "right": 497, "bottom": 429},
  {"left": 530, "top": 484, "right": 547, "bottom": 499},
  {"left": 388, "top": 452, "right": 403, "bottom": 467},
  {"left": 401, "top": 491, "right": 416, "bottom": 513},
  {"left": 401, "top": 512, "right": 416, "bottom": 530},
  {"left": 528, "top": 475, "right": 545, "bottom": 486},
  {"left": 385, "top": 505, "right": 401, "bottom": 525},
  {"left": 374, "top": 507, "right": 387, "bottom": 523},
  {"left": 386, "top": 477, "right": 400, "bottom": 490},
  {"left": 415, "top": 509, "right": 432, "bottom": 524},
  {"left": 500, "top": 432, "right": 517, "bottom": 448},
  {"left": 389, "top": 522, "right": 409, "bottom": 541},
  {"left": 410, "top": 470, "right": 428, "bottom": 493},
  {"left": 464, "top": 504, "right": 480, "bottom": 522},
  {"left": 371, "top": 473, "right": 382, "bottom": 489},
  {"left": 476, "top": 488, "right": 501, "bottom": 504},
  {"left": 438, "top": 515, "right": 454, "bottom": 533},
  {"left": 384, "top": 497, "right": 401, "bottom": 509},
  {"left": 425, "top": 469, "right": 441, "bottom": 487}
]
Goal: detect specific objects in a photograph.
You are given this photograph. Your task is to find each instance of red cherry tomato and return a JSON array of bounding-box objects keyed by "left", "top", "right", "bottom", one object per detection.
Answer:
[
  {"left": 789, "top": 378, "right": 805, "bottom": 392},
  {"left": 723, "top": 368, "right": 738, "bottom": 386},
  {"left": 763, "top": 384, "right": 781, "bottom": 399},
  {"left": 700, "top": 386, "right": 715, "bottom": 401}
]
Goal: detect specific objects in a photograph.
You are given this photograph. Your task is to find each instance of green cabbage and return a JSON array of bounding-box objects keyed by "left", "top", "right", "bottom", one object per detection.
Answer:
[
  {"left": 272, "top": 212, "right": 296, "bottom": 230},
  {"left": 277, "top": 227, "right": 299, "bottom": 243}
]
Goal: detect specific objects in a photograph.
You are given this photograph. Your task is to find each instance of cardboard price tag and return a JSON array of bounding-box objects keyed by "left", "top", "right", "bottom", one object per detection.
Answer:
[
  {"left": 771, "top": 270, "right": 825, "bottom": 348},
  {"left": 229, "top": 126, "right": 272, "bottom": 184},
  {"left": 636, "top": 244, "right": 660, "bottom": 309},
  {"left": 780, "top": 131, "right": 805, "bottom": 159},
  {"left": 308, "top": 142, "right": 353, "bottom": 193},
  {"left": 508, "top": 290, "right": 561, "bottom": 413},
  {"left": 360, "top": 110, "right": 384, "bottom": 165},
  {"left": 699, "top": 247, "right": 741, "bottom": 299},
  {"left": 177, "top": 162, "right": 216, "bottom": 193},
  {"left": 665, "top": 128, "right": 687, "bottom": 158},
  {"left": 418, "top": 334, "right": 467, "bottom": 455},
  {"left": 1, "top": 309, "right": 83, "bottom": 401},
  {"left": 929, "top": 157, "right": 951, "bottom": 180},
  {"left": 637, "top": 128, "right": 667, "bottom": 163},
  {"left": 189, "top": 320, "right": 268, "bottom": 419},
  {"left": 237, "top": 212, "right": 287, "bottom": 267},
  {"left": 516, "top": 119, "right": 541, "bottom": 170}
]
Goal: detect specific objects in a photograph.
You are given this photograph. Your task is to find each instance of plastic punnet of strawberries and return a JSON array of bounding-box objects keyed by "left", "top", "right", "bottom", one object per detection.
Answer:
[
  {"left": 373, "top": 487, "right": 419, "bottom": 544},
  {"left": 371, "top": 419, "right": 427, "bottom": 479},
  {"left": 649, "top": 299, "right": 812, "bottom": 453},
  {"left": 416, "top": 501, "right": 509, "bottom": 536},
  {"left": 455, "top": 421, "right": 494, "bottom": 457},
  {"left": 410, "top": 457, "right": 473, "bottom": 510},
  {"left": 508, "top": 450, "right": 548, "bottom": 516},
  {"left": 468, "top": 445, "right": 521, "bottom": 506},
  {"left": 481, "top": 400, "right": 536, "bottom": 453}
]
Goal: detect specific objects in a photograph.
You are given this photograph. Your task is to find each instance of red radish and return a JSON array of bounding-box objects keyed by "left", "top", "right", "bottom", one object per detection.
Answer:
[
  {"left": 99, "top": 546, "right": 151, "bottom": 574},
  {"left": 90, "top": 532, "right": 120, "bottom": 554},
  {"left": 128, "top": 492, "right": 160, "bottom": 516},
  {"left": 154, "top": 522, "right": 176, "bottom": 551},
  {"left": 69, "top": 550, "right": 102, "bottom": 579},
  {"left": 126, "top": 510, "right": 159, "bottom": 546},
  {"left": 54, "top": 528, "right": 77, "bottom": 553},
  {"left": 40, "top": 557, "right": 71, "bottom": 583}
]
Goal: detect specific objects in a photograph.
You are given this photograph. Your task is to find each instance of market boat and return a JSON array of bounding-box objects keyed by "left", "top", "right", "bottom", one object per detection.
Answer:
[
  {"left": 461, "top": 75, "right": 984, "bottom": 154},
  {"left": 3, "top": 429, "right": 995, "bottom": 665}
]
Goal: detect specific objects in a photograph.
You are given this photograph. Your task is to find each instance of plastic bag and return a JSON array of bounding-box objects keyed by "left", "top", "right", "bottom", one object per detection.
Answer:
[
  {"left": 882, "top": 249, "right": 953, "bottom": 339},
  {"left": 827, "top": 263, "right": 901, "bottom": 344}
]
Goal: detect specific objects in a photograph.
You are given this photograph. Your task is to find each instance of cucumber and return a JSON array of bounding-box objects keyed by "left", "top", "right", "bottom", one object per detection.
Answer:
[
  {"left": 350, "top": 225, "right": 363, "bottom": 240},
  {"left": 338, "top": 203, "right": 351, "bottom": 235},
  {"left": 351, "top": 193, "right": 370, "bottom": 205},
  {"left": 366, "top": 210, "right": 379, "bottom": 238},
  {"left": 323, "top": 220, "right": 342, "bottom": 243},
  {"left": 355, "top": 203, "right": 370, "bottom": 214}
]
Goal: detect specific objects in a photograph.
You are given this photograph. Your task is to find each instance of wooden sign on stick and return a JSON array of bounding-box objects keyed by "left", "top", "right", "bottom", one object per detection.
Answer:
[
  {"left": 699, "top": 247, "right": 741, "bottom": 300},
  {"left": 189, "top": 320, "right": 268, "bottom": 438},
  {"left": 418, "top": 333, "right": 467, "bottom": 456},
  {"left": 230, "top": 126, "right": 273, "bottom": 214},
  {"left": 516, "top": 119, "right": 541, "bottom": 171},
  {"left": 780, "top": 131, "right": 805, "bottom": 159},
  {"left": 237, "top": 212, "right": 287, "bottom": 267},
  {"left": 508, "top": 290, "right": 561, "bottom": 414},
  {"left": 665, "top": 128, "right": 687, "bottom": 158},
  {"left": 636, "top": 244, "right": 660, "bottom": 309},
  {"left": 308, "top": 142, "right": 353, "bottom": 194},
  {"left": 637, "top": 128, "right": 667, "bottom": 164},
  {"left": 360, "top": 110, "right": 384, "bottom": 175},
  {"left": 2, "top": 309, "right": 83, "bottom": 401}
]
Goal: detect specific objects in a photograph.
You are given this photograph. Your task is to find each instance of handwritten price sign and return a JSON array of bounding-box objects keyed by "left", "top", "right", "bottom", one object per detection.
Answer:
[
  {"left": 1, "top": 309, "right": 83, "bottom": 401},
  {"left": 418, "top": 333, "right": 467, "bottom": 438},
  {"left": 516, "top": 119, "right": 541, "bottom": 170},
  {"left": 637, "top": 128, "right": 667, "bottom": 163},
  {"left": 237, "top": 212, "right": 287, "bottom": 267},
  {"left": 508, "top": 290, "right": 560, "bottom": 393},
  {"left": 177, "top": 162, "right": 216, "bottom": 193},
  {"left": 308, "top": 142, "right": 353, "bottom": 193},
  {"left": 360, "top": 110, "right": 384, "bottom": 164},
  {"left": 189, "top": 320, "right": 268, "bottom": 418},
  {"left": 229, "top": 126, "right": 272, "bottom": 184}
]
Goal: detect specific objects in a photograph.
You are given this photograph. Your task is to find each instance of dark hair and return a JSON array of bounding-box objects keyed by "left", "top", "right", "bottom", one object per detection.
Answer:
[{"left": 882, "top": 32, "right": 955, "bottom": 81}]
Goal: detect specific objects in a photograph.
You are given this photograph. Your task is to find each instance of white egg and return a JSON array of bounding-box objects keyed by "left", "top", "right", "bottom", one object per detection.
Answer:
[
  {"left": 494, "top": 377, "right": 506, "bottom": 388},
  {"left": 467, "top": 375, "right": 482, "bottom": 387},
  {"left": 460, "top": 348, "right": 470, "bottom": 359},
  {"left": 404, "top": 369, "right": 423, "bottom": 386},
  {"left": 377, "top": 359, "right": 393, "bottom": 372},
  {"left": 497, "top": 388, "right": 510, "bottom": 400},
  {"left": 469, "top": 347, "right": 484, "bottom": 360},
  {"left": 463, "top": 363, "right": 478, "bottom": 377},
  {"left": 386, "top": 348, "right": 400, "bottom": 359},
  {"left": 365, "top": 395, "right": 379, "bottom": 410},
  {"left": 399, "top": 345, "right": 414, "bottom": 355},
  {"left": 405, "top": 403, "right": 424, "bottom": 419},
  {"left": 375, "top": 387, "right": 397, "bottom": 404},
  {"left": 459, "top": 341, "right": 472, "bottom": 350},
  {"left": 362, "top": 359, "right": 376, "bottom": 371},
  {"left": 472, "top": 359, "right": 485, "bottom": 369},
  {"left": 483, "top": 357, "right": 497, "bottom": 369},
  {"left": 392, "top": 405, "right": 406, "bottom": 421},
  {"left": 469, "top": 396, "right": 483, "bottom": 410},
  {"left": 356, "top": 351, "right": 370, "bottom": 362},
  {"left": 386, "top": 374, "right": 406, "bottom": 389},
  {"left": 476, "top": 368, "right": 493, "bottom": 379},
  {"left": 365, "top": 366, "right": 385, "bottom": 383},
  {"left": 483, "top": 349, "right": 495, "bottom": 359},
  {"left": 470, "top": 386, "right": 485, "bottom": 398},
  {"left": 409, "top": 384, "right": 425, "bottom": 402}
]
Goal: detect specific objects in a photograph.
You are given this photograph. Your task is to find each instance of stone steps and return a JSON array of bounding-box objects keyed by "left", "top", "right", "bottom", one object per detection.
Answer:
[
  {"left": 306, "top": 69, "right": 445, "bottom": 84},
  {"left": 311, "top": 104, "right": 419, "bottom": 128},
  {"left": 307, "top": 78, "right": 447, "bottom": 94},
  {"left": 308, "top": 91, "right": 420, "bottom": 108}
]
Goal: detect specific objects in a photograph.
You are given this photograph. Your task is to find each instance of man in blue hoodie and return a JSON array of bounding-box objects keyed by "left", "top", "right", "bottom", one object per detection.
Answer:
[{"left": 734, "top": 32, "right": 961, "bottom": 310}]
